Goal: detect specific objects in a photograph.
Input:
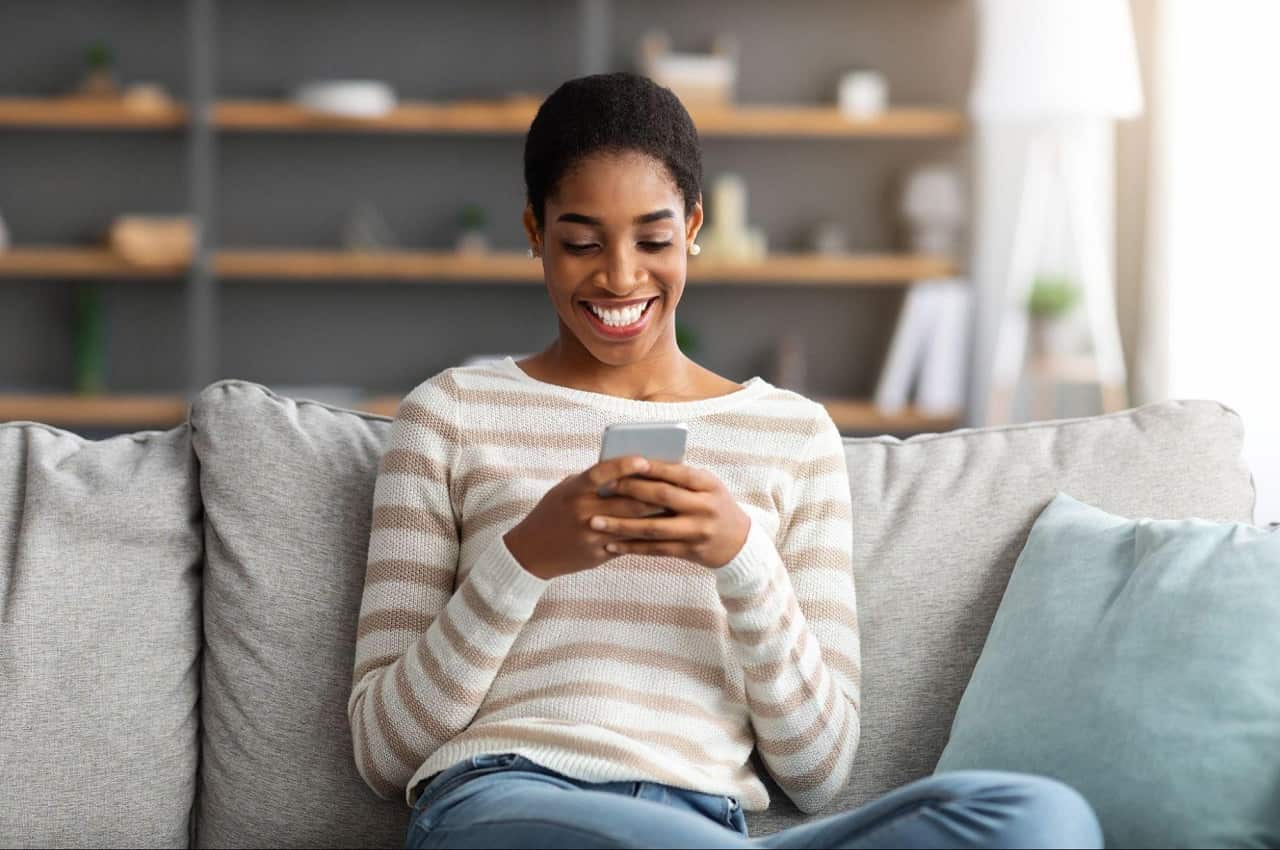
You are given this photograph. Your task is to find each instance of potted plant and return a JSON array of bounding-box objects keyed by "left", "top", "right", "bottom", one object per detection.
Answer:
[
  {"left": 455, "top": 204, "right": 490, "bottom": 254},
  {"left": 1026, "top": 274, "right": 1082, "bottom": 357},
  {"left": 675, "top": 320, "right": 700, "bottom": 357},
  {"left": 78, "top": 41, "right": 120, "bottom": 98}
]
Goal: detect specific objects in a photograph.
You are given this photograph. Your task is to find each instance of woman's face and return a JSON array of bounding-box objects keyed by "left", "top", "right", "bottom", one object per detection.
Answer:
[{"left": 523, "top": 151, "right": 703, "bottom": 368}]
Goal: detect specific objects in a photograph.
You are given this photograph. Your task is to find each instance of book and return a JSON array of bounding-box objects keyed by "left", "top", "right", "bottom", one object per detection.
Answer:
[
  {"left": 874, "top": 281, "right": 947, "bottom": 413},
  {"left": 916, "top": 280, "right": 972, "bottom": 416}
]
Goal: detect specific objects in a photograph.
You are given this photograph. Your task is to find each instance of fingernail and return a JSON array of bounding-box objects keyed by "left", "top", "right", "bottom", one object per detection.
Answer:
[
  {"left": 634, "top": 458, "right": 649, "bottom": 471},
  {"left": 590, "top": 516, "right": 607, "bottom": 530},
  {"left": 605, "top": 543, "right": 618, "bottom": 553}
]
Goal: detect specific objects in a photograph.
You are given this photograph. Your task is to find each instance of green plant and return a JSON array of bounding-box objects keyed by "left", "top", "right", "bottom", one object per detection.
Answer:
[
  {"left": 85, "top": 41, "right": 113, "bottom": 69},
  {"left": 675, "top": 320, "right": 700, "bottom": 356},
  {"left": 72, "top": 283, "right": 108, "bottom": 395},
  {"left": 459, "top": 204, "right": 487, "bottom": 231},
  {"left": 1027, "top": 274, "right": 1081, "bottom": 318}
]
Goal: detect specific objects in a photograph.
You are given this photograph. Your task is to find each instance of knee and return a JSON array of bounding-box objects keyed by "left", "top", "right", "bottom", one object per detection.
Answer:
[{"left": 958, "top": 772, "right": 1102, "bottom": 850}]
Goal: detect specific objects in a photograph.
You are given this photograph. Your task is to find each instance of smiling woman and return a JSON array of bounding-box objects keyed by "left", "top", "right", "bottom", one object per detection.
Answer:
[{"left": 349, "top": 71, "right": 1101, "bottom": 850}]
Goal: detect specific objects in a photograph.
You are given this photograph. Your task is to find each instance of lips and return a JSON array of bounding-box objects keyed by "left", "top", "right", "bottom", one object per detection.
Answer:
[{"left": 578, "top": 295, "right": 659, "bottom": 340}]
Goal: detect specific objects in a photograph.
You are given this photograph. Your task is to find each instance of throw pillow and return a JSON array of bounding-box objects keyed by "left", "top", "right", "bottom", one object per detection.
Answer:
[{"left": 935, "top": 491, "right": 1280, "bottom": 848}]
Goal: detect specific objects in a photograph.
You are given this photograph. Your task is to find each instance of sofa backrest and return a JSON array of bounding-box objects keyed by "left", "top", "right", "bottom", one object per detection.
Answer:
[
  {"left": 830, "top": 397, "right": 1255, "bottom": 823},
  {"left": 0, "top": 380, "right": 1256, "bottom": 847},
  {"left": 0, "top": 421, "right": 202, "bottom": 849},
  {"left": 186, "top": 380, "right": 1255, "bottom": 844}
]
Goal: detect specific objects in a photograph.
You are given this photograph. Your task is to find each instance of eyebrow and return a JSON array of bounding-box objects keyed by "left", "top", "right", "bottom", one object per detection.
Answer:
[{"left": 556, "top": 209, "right": 675, "bottom": 226}]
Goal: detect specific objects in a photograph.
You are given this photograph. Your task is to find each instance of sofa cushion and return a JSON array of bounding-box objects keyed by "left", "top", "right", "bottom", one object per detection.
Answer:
[
  {"left": 934, "top": 491, "right": 1280, "bottom": 848},
  {"left": 190, "top": 380, "right": 1255, "bottom": 845},
  {"left": 189, "top": 380, "right": 409, "bottom": 849},
  {"left": 0, "top": 421, "right": 202, "bottom": 849},
  {"left": 821, "top": 399, "right": 1256, "bottom": 827}
]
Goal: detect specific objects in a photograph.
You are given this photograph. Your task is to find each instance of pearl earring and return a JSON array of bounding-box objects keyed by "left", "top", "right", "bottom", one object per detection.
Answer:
[
  {"left": 689, "top": 243, "right": 701, "bottom": 256},
  {"left": 527, "top": 247, "right": 536, "bottom": 258}
]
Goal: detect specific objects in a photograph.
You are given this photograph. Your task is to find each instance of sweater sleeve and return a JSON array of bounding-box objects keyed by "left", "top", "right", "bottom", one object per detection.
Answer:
[
  {"left": 347, "top": 371, "right": 550, "bottom": 805},
  {"left": 712, "top": 407, "right": 860, "bottom": 814}
]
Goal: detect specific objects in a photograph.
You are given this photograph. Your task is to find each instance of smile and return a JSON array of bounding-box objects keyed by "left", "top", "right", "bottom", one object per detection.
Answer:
[{"left": 578, "top": 296, "right": 659, "bottom": 340}]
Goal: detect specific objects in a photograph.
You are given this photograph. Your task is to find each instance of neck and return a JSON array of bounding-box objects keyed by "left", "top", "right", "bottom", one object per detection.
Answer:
[{"left": 538, "top": 323, "right": 697, "bottom": 401}]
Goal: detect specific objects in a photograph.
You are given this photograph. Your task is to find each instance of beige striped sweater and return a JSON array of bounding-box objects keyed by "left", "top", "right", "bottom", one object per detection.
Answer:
[{"left": 348, "top": 355, "right": 860, "bottom": 814}]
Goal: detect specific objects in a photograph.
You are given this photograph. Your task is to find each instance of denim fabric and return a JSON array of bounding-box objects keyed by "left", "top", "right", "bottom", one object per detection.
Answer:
[{"left": 404, "top": 753, "right": 1102, "bottom": 849}]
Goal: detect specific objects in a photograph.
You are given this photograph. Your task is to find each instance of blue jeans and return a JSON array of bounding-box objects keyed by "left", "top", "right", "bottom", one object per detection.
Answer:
[{"left": 404, "top": 753, "right": 1102, "bottom": 849}]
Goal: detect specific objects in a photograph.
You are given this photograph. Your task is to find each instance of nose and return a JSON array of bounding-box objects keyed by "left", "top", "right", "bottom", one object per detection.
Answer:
[{"left": 596, "top": 242, "right": 647, "bottom": 295}]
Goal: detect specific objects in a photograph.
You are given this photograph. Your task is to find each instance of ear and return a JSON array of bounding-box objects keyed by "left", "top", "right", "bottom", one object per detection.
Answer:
[
  {"left": 686, "top": 198, "right": 704, "bottom": 245},
  {"left": 522, "top": 204, "right": 542, "bottom": 254}
]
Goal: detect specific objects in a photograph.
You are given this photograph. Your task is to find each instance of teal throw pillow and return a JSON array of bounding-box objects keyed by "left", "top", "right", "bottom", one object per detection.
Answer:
[{"left": 935, "top": 491, "right": 1280, "bottom": 849}]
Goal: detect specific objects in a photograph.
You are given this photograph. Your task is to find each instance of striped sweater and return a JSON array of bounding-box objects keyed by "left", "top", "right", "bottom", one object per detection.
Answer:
[{"left": 348, "top": 355, "right": 860, "bottom": 814}]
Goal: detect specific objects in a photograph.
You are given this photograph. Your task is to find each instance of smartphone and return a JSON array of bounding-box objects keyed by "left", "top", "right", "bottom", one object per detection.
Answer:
[{"left": 597, "top": 422, "right": 688, "bottom": 499}]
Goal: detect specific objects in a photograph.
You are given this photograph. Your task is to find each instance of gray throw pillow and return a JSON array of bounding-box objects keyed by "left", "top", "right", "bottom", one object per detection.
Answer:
[
  {"left": 189, "top": 380, "right": 411, "bottom": 849},
  {"left": 0, "top": 422, "right": 202, "bottom": 848}
]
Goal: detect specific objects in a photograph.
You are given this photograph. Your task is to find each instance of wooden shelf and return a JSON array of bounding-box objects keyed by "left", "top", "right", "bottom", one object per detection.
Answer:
[
  {"left": 215, "top": 98, "right": 964, "bottom": 138},
  {"left": 0, "top": 394, "right": 189, "bottom": 428},
  {"left": 0, "top": 246, "right": 957, "bottom": 284},
  {"left": 813, "top": 398, "right": 960, "bottom": 434},
  {"left": 216, "top": 250, "right": 957, "bottom": 284},
  {"left": 215, "top": 250, "right": 538, "bottom": 282},
  {"left": 0, "top": 97, "right": 186, "bottom": 129},
  {"left": 690, "top": 253, "right": 957, "bottom": 284},
  {"left": 0, "top": 247, "right": 187, "bottom": 279},
  {"left": 685, "top": 105, "right": 965, "bottom": 138},
  {"left": 214, "top": 97, "right": 543, "bottom": 134},
  {"left": 0, "top": 96, "right": 963, "bottom": 138},
  {"left": 0, "top": 391, "right": 958, "bottom": 434}
]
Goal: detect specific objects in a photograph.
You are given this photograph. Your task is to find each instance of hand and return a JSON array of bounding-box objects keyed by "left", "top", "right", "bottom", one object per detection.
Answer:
[
  {"left": 586, "top": 459, "right": 751, "bottom": 569},
  {"left": 502, "top": 455, "right": 666, "bottom": 580}
]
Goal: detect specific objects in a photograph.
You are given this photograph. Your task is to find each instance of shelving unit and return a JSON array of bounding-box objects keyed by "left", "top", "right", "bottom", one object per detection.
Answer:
[{"left": 0, "top": 1, "right": 972, "bottom": 436}]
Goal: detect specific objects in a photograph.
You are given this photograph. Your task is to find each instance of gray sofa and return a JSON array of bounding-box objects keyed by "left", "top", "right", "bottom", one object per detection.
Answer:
[{"left": 0, "top": 378, "right": 1256, "bottom": 849}]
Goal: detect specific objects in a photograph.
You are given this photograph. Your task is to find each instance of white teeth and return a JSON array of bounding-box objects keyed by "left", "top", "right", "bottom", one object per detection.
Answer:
[{"left": 587, "top": 298, "right": 652, "bottom": 327}]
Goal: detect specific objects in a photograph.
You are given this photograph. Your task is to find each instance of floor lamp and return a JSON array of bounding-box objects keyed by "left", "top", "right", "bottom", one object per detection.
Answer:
[{"left": 970, "top": 0, "right": 1145, "bottom": 424}]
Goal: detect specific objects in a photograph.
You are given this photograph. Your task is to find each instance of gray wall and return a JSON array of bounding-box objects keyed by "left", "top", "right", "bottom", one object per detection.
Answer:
[{"left": 0, "top": 0, "right": 974, "bottom": 415}]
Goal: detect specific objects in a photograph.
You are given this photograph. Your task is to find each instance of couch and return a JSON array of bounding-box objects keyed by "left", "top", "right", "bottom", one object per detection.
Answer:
[{"left": 0, "top": 378, "right": 1256, "bottom": 848}]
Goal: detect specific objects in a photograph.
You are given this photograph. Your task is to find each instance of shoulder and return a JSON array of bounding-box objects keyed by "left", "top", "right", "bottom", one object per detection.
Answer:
[
  {"left": 734, "top": 389, "right": 846, "bottom": 496},
  {"left": 402, "top": 360, "right": 523, "bottom": 406},
  {"left": 400, "top": 368, "right": 460, "bottom": 411},
  {"left": 737, "top": 384, "right": 838, "bottom": 445}
]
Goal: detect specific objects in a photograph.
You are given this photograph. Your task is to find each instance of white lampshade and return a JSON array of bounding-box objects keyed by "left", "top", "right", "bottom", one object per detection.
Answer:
[{"left": 969, "top": 0, "right": 1144, "bottom": 122}]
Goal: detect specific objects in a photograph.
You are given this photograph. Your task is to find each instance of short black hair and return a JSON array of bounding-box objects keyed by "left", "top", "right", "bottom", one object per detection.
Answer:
[{"left": 523, "top": 71, "right": 703, "bottom": 231}]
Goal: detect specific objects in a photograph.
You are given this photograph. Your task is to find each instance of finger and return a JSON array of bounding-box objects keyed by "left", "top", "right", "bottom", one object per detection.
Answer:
[
  {"left": 593, "top": 495, "right": 673, "bottom": 519},
  {"left": 604, "top": 540, "right": 689, "bottom": 558},
  {"left": 610, "top": 476, "right": 703, "bottom": 514},
  {"left": 632, "top": 459, "right": 718, "bottom": 492},
  {"left": 588, "top": 514, "right": 696, "bottom": 540},
  {"left": 586, "top": 455, "right": 651, "bottom": 488}
]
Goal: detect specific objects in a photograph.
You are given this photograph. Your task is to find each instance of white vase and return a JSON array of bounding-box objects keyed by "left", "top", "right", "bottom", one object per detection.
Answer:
[{"left": 1029, "top": 315, "right": 1077, "bottom": 357}]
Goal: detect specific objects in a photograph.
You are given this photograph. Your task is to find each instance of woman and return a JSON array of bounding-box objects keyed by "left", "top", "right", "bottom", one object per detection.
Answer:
[{"left": 349, "top": 71, "right": 1101, "bottom": 849}]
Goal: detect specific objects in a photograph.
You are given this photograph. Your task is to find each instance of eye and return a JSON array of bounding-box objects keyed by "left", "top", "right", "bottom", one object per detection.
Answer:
[
  {"left": 640, "top": 241, "right": 673, "bottom": 252},
  {"left": 563, "top": 242, "right": 597, "bottom": 254}
]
